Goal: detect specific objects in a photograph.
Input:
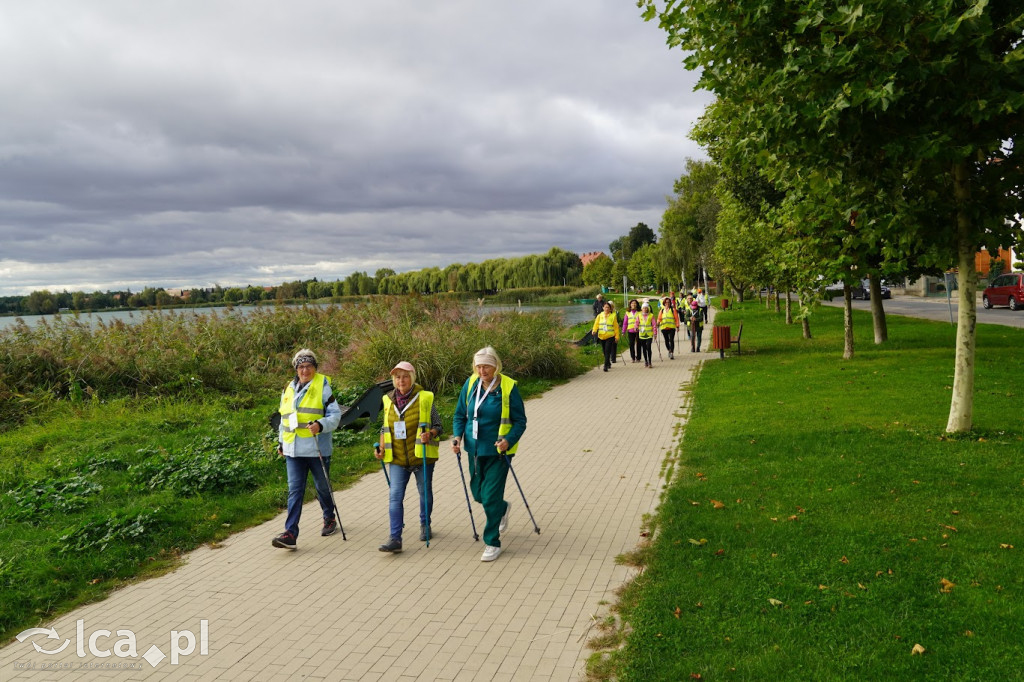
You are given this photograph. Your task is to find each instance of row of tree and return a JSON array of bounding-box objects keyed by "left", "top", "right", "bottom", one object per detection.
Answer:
[
  {"left": 1, "top": 248, "right": 587, "bottom": 316},
  {"left": 640, "top": 0, "right": 1023, "bottom": 432},
  {"left": 580, "top": 223, "right": 668, "bottom": 292}
]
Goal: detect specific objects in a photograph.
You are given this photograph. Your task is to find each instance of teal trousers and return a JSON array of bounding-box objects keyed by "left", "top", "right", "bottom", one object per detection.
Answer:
[{"left": 469, "top": 454, "right": 510, "bottom": 547}]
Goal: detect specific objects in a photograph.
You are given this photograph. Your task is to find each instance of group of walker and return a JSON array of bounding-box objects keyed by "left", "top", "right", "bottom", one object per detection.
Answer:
[
  {"left": 272, "top": 346, "right": 532, "bottom": 563},
  {"left": 591, "top": 288, "right": 709, "bottom": 371}
]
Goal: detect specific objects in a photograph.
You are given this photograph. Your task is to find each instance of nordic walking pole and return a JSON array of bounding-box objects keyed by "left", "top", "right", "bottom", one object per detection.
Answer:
[
  {"left": 375, "top": 445, "right": 390, "bottom": 487},
  {"left": 501, "top": 453, "right": 541, "bottom": 534},
  {"left": 454, "top": 446, "right": 480, "bottom": 541},
  {"left": 310, "top": 423, "right": 346, "bottom": 541},
  {"left": 654, "top": 328, "right": 664, "bottom": 361},
  {"left": 420, "top": 427, "right": 430, "bottom": 547}
]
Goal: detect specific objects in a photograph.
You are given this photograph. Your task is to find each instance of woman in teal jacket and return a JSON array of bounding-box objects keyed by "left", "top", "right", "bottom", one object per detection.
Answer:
[{"left": 451, "top": 346, "right": 527, "bottom": 562}]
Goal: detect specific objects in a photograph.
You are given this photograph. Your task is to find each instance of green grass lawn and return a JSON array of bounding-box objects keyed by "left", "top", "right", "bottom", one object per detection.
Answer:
[{"left": 603, "top": 302, "right": 1024, "bottom": 681}]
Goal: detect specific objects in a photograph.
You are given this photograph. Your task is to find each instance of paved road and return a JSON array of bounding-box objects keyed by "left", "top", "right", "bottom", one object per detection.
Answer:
[
  {"left": 820, "top": 294, "right": 1024, "bottom": 328},
  {"left": 1, "top": 316, "right": 716, "bottom": 681}
]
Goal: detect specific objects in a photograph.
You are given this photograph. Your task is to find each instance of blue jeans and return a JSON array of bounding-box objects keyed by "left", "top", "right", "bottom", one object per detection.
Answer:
[
  {"left": 388, "top": 462, "right": 434, "bottom": 540},
  {"left": 285, "top": 456, "right": 335, "bottom": 538}
]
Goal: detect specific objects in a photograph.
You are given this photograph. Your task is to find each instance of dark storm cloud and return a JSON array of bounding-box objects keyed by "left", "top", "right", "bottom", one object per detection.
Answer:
[{"left": 0, "top": 0, "right": 709, "bottom": 296}]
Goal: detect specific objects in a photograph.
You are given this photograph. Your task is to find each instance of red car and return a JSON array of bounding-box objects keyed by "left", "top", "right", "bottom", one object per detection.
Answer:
[{"left": 982, "top": 272, "right": 1024, "bottom": 311}]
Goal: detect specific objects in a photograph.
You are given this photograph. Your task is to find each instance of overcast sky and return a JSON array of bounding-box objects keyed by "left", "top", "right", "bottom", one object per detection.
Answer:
[{"left": 0, "top": 0, "right": 708, "bottom": 297}]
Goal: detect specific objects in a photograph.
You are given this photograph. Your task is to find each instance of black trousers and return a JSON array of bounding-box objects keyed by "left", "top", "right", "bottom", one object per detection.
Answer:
[
  {"left": 639, "top": 337, "right": 653, "bottom": 364},
  {"left": 662, "top": 328, "right": 676, "bottom": 354},
  {"left": 601, "top": 336, "right": 617, "bottom": 368},
  {"left": 627, "top": 331, "right": 639, "bottom": 360}
]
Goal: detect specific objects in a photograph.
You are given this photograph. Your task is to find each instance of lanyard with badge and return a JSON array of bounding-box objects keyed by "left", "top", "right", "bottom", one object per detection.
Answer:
[
  {"left": 472, "top": 376, "right": 498, "bottom": 439},
  {"left": 392, "top": 392, "right": 419, "bottom": 440}
]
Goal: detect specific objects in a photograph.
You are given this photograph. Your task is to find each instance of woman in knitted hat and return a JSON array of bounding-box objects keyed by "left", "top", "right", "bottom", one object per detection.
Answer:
[
  {"left": 374, "top": 361, "right": 444, "bottom": 553},
  {"left": 451, "top": 346, "right": 527, "bottom": 562},
  {"left": 273, "top": 348, "right": 343, "bottom": 550}
]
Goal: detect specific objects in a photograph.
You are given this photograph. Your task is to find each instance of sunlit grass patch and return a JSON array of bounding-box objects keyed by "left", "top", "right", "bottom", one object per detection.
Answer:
[{"left": 610, "top": 302, "right": 1024, "bottom": 681}]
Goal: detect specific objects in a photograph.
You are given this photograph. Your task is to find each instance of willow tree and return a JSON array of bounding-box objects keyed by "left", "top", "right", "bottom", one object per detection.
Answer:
[{"left": 643, "top": 0, "right": 1024, "bottom": 432}]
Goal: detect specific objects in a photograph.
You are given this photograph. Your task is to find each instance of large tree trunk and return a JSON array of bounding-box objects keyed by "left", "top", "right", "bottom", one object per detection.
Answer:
[
  {"left": 843, "top": 284, "right": 854, "bottom": 359},
  {"left": 868, "top": 274, "right": 888, "bottom": 343},
  {"left": 946, "top": 162, "right": 977, "bottom": 433},
  {"left": 785, "top": 288, "right": 792, "bottom": 323}
]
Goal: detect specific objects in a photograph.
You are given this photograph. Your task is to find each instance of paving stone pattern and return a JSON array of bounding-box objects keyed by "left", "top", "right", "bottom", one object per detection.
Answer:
[{"left": 2, "top": 316, "right": 716, "bottom": 681}]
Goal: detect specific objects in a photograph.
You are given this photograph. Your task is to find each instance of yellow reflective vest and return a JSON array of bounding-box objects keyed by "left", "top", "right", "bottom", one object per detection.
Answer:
[
  {"left": 592, "top": 312, "right": 620, "bottom": 340},
  {"left": 467, "top": 374, "right": 519, "bottom": 454},
  {"left": 382, "top": 389, "right": 439, "bottom": 463},
  {"left": 638, "top": 313, "right": 655, "bottom": 339},
  {"left": 658, "top": 307, "right": 679, "bottom": 330},
  {"left": 279, "top": 373, "right": 331, "bottom": 444}
]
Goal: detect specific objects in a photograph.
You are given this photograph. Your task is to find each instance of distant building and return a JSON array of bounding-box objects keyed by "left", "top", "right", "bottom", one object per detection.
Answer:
[
  {"left": 975, "top": 246, "right": 1016, "bottom": 276},
  {"left": 579, "top": 251, "right": 607, "bottom": 268}
]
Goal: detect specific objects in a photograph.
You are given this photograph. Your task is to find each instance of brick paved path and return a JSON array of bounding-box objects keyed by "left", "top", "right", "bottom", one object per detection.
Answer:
[{"left": 3, "top": 316, "right": 716, "bottom": 681}]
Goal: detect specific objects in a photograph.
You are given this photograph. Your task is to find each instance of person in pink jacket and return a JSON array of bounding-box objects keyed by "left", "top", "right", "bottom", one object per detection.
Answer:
[{"left": 621, "top": 299, "right": 641, "bottom": 363}]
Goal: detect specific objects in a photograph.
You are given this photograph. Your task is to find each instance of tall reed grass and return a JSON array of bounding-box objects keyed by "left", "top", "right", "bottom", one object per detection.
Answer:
[{"left": 0, "top": 297, "right": 578, "bottom": 428}]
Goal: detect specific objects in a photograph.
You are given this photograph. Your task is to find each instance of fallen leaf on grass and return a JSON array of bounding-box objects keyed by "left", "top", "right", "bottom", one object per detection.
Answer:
[
  {"left": 688, "top": 538, "right": 708, "bottom": 546},
  {"left": 690, "top": 500, "right": 700, "bottom": 506},
  {"left": 674, "top": 607, "right": 682, "bottom": 619},
  {"left": 939, "top": 578, "right": 956, "bottom": 593},
  {"left": 858, "top": 583, "right": 867, "bottom": 590},
  {"left": 690, "top": 675, "right": 703, "bottom": 680},
  {"left": 911, "top": 643, "right": 926, "bottom": 656},
  {"left": 715, "top": 549, "right": 725, "bottom": 556},
  {"left": 770, "top": 517, "right": 778, "bottom": 522},
  {"left": 711, "top": 499, "right": 726, "bottom": 509},
  {"left": 840, "top": 556, "right": 849, "bottom": 564},
  {"left": 787, "top": 515, "right": 799, "bottom": 522},
  {"left": 951, "top": 510, "right": 961, "bottom": 515},
  {"left": 942, "top": 525, "right": 957, "bottom": 532},
  {"left": 89, "top": 578, "right": 102, "bottom": 585},
  {"left": 819, "top": 584, "right": 829, "bottom": 591},
  {"left": 768, "top": 598, "right": 783, "bottom": 607},
  {"left": 999, "top": 544, "right": 1014, "bottom": 549},
  {"left": 964, "top": 630, "right": 974, "bottom": 637}
]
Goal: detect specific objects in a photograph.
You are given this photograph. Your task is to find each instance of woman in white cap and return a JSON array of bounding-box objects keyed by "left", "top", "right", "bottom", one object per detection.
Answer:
[
  {"left": 374, "top": 361, "right": 443, "bottom": 553},
  {"left": 273, "top": 349, "right": 343, "bottom": 550},
  {"left": 638, "top": 301, "right": 656, "bottom": 367},
  {"left": 451, "top": 347, "right": 527, "bottom": 562}
]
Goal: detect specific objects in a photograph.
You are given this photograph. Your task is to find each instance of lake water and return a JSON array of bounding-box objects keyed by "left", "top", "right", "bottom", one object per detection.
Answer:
[{"left": 0, "top": 302, "right": 599, "bottom": 331}]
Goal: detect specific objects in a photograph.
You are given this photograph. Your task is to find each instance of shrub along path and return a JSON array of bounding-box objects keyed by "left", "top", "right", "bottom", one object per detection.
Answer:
[{"left": 0, "top": 316, "right": 715, "bottom": 680}]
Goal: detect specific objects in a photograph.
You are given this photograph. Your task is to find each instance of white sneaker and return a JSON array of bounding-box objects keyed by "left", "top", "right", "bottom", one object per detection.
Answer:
[
  {"left": 498, "top": 502, "right": 511, "bottom": 534},
  {"left": 481, "top": 545, "right": 502, "bottom": 562}
]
